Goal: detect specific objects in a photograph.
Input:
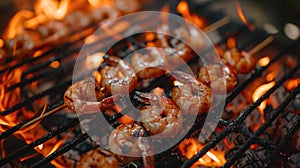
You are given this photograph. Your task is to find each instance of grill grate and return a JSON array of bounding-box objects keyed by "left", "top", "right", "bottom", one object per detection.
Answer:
[{"left": 0, "top": 1, "right": 299, "bottom": 168}]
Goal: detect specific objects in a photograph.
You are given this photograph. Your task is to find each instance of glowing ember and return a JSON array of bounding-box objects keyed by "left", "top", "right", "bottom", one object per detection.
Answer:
[
  {"left": 235, "top": 0, "right": 254, "bottom": 30},
  {"left": 50, "top": 61, "right": 60, "bottom": 68},
  {"left": 177, "top": 0, "right": 205, "bottom": 28},
  {"left": 258, "top": 56, "right": 270, "bottom": 67},
  {"left": 88, "top": 0, "right": 114, "bottom": 7},
  {"left": 252, "top": 81, "right": 276, "bottom": 125},
  {"left": 285, "top": 78, "right": 300, "bottom": 91},
  {"left": 227, "top": 37, "right": 236, "bottom": 49},
  {"left": 178, "top": 138, "right": 226, "bottom": 167}
]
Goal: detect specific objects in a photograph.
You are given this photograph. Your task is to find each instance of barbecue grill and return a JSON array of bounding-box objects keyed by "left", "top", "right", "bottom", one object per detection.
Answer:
[{"left": 0, "top": 0, "right": 299, "bottom": 168}]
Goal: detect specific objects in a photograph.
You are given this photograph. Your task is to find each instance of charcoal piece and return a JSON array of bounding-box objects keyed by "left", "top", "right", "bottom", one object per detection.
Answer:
[{"left": 226, "top": 148, "right": 264, "bottom": 168}]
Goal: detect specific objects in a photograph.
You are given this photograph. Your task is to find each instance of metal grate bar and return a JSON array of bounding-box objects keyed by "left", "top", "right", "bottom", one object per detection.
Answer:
[
  {"left": 267, "top": 116, "right": 300, "bottom": 166},
  {"left": 224, "top": 84, "right": 300, "bottom": 167},
  {"left": 31, "top": 133, "right": 89, "bottom": 168},
  {"left": 180, "top": 64, "right": 300, "bottom": 168},
  {"left": 0, "top": 118, "right": 79, "bottom": 166}
]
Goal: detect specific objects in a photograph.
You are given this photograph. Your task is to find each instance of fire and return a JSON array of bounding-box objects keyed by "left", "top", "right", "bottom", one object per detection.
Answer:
[
  {"left": 50, "top": 61, "right": 60, "bottom": 68},
  {"left": 3, "top": 10, "right": 34, "bottom": 40},
  {"left": 252, "top": 81, "right": 276, "bottom": 125},
  {"left": 178, "top": 138, "right": 226, "bottom": 167},
  {"left": 177, "top": 0, "right": 205, "bottom": 28},
  {"left": 227, "top": 37, "right": 236, "bottom": 49},
  {"left": 285, "top": 78, "right": 300, "bottom": 91},
  {"left": 88, "top": 0, "right": 114, "bottom": 7},
  {"left": 258, "top": 56, "right": 270, "bottom": 67},
  {"left": 34, "top": 0, "right": 70, "bottom": 20},
  {"left": 235, "top": 0, "right": 254, "bottom": 30}
]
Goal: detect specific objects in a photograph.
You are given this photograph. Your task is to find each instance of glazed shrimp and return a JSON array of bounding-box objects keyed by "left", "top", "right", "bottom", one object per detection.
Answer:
[
  {"left": 77, "top": 147, "right": 119, "bottom": 168},
  {"left": 222, "top": 48, "right": 256, "bottom": 74},
  {"left": 134, "top": 91, "right": 183, "bottom": 137},
  {"left": 172, "top": 70, "right": 212, "bottom": 115},
  {"left": 64, "top": 78, "right": 122, "bottom": 114},
  {"left": 108, "top": 123, "right": 148, "bottom": 156},
  {"left": 198, "top": 60, "right": 238, "bottom": 94},
  {"left": 101, "top": 55, "right": 138, "bottom": 94},
  {"left": 131, "top": 48, "right": 167, "bottom": 79},
  {"left": 156, "top": 25, "right": 195, "bottom": 69}
]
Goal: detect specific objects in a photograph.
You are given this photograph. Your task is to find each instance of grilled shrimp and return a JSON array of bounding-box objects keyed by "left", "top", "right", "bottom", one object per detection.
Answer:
[
  {"left": 134, "top": 91, "right": 183, "bottom": 137},
  {"left": 172, "top": 70, "right": 212, "bottom": 115},
  {"left": 156, "top": 25, "right": 195, "bottom": 69},
  {"left": 77, "top": 147, "right": 119, "bottom": 168},
  {"left": 91, "top": 6, "right": 120, "bottom": 22},
  {"left": 114, "top": 0, "right": 141, "bottom": 14},
  {"left": 101, "top": 55, "right": 138, "bottom": 94},
  {"left": 64, "top": 78, "right": 122, "bottom": 114},
  {"left": 108, "top": 123, "right": 148, "bottom": 156},
  {"left": 198, "top": 60, "right": 238, "bottom": 94},
  {"left": 37, "top": 20, "right": 69, "bottom": 43},
  {"left": 223, "top": 48, "right": 256, "bottom": 74},
  {"left": 131, "top": 48, "right": 167, "bottom": 79}
]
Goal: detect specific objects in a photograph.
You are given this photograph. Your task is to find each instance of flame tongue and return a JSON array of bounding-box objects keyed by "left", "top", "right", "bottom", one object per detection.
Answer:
[
  {"left": 177, "top": 0, "right": 205, "bottom": 28},
  {"left": 178, "top": 138, "right": 226, "bottom": 167}
]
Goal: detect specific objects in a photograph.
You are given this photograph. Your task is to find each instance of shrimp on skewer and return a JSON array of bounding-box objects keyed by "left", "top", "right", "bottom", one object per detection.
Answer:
[
  {"left": 172, "top": 70, "right": 212, "bottom": 115},
  {"left": 134, "top": 91, "right": 183, "bottom": 137},
  {"left": 101, "top": 55, "right": 138, "bottom": 94},
  {"left": 222, "top": 48, "right": 256, "bottom": 74},
  {"left": 131, "top": 48, "right": 167, "bottom": 79},
  {"left": 198, "top": 60, "right": 238, "bottom": 94},
  {"left": 77, "top": 147, "right": 119, "bottom": 168},
  {"left": 64, "top": 78, "right": 123, "bottom": 114}
]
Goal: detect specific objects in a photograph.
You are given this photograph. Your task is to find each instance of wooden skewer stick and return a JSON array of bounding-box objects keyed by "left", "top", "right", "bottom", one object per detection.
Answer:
[
  {"left": 21, "top": 104, "right": 67, "bottom": 129},
  {"left": 203, "top": 17, "right": 231, "bottom": 33},
  {"left": 248, "top": 36, "right": 274, "bottom": 55}
]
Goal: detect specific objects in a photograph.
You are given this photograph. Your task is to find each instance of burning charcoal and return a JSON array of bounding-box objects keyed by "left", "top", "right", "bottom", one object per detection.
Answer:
[
  {"left": 287, "top": 153, "right": 300, "bottom": 168},
  {"left": 226, "top": 148, "right": 264, "bottom": 168},
  {"left": 55, "top": 149, "right": 80, "bottom": 168},
  {"left": 265, "top": 111, "right": 299, "bottom": 147}
]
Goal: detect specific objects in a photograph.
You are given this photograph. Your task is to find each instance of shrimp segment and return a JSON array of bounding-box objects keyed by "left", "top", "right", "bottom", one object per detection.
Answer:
[
  {"left": 223, "top": 48, "right": 256, "bottom": 74},
  {"left": 109, "top": 123, "right": 147, "bottom": 156},
  {"left": 64, "top": 78, "right": 122, "bottom": 114},
  {"left": 77, "top": 147, "right": 119, "bottom": 168},
  {"left": 198, "top": 60, "right": 238, "bottom": 94},
  {"left": 134, "top": 91, "right": 183, "bottom": 137},
  {"left": 131, "top": 48, "right": 167, "bottom": 79},
  {"left": 101, "top": 55, "right": 138, "bottom": 94},
  {"left": 172, "top": 70, "right": 212, "bottom": 115}
]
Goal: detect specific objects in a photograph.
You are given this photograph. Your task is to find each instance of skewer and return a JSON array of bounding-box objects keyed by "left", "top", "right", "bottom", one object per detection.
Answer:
[
  {"left": 21, "top": 104, "right": 67, "bottom": 129},
  {"left": 203, "top": 17, "right": 230, "bottom": 33},
  {"left": 248, "top": 36, "right": 274, "bottom": 55}
]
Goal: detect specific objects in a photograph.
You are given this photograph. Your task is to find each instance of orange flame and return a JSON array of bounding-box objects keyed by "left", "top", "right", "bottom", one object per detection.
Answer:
[
  {"left": 258, "top": 56, "right": 270, "bottom": 67},
  {"left": 34, "top": 0, "right": 70, "bottom": 20},
  {"left": 177, "top": 0, "right": 205, "bottom": 28},
  {"left": 285, "top": 78, "right": 300, "bottom": 91},
  {"left": 252, "top": 81, "right": 276, "bottom": 127},
  {"left": 88, "top": 0, "right": 114, "bottom": 7},
  {"left": 3, "top": 10, "right": 34, "bottom": 40},
  {"left": 227, "top": 37, "right": 236, "bottom": 49},
  {"left": 178, "top": 138, "right": 226, "bottom": 167},
  {"left": 235, "top": 0, "right": 254, "bottom": 30}
]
